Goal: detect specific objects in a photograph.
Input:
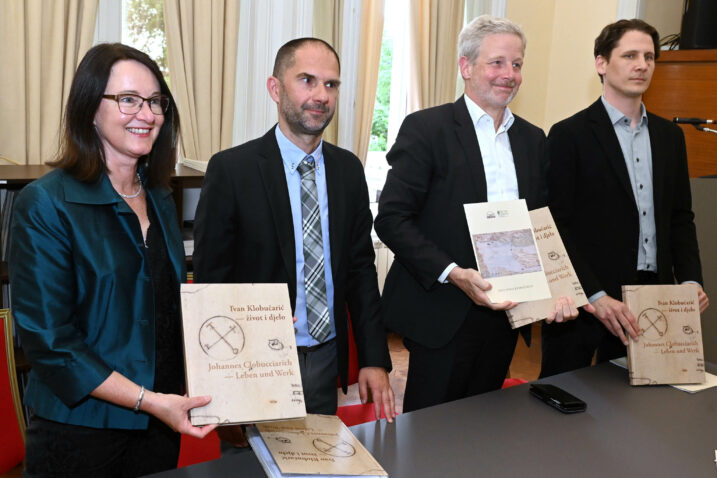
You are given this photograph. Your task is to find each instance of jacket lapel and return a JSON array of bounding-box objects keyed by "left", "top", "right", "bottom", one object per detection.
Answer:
[
  {"left": 257, "top": 127, "right": 297, "bottom": 296},
  {"left": 647, "top": 113, "right": 666, "bottom": 225},
  {"left": 323, "top": 145, "right": 344, "bottom": 274},
  {"left": 588, "top": 99, "right": 636, "bottom": 207},
  {"left": 508, "top": 120, "right": 531, "bottom": 201},
  {"left": 63, "top": 173, "right": 185, "bottom": 281},
  {"left": 453, "top": 96, "right": 488, "bottom": 201},
  {"left": 63, "top": 173, "right": 142, "bottom": 252}
]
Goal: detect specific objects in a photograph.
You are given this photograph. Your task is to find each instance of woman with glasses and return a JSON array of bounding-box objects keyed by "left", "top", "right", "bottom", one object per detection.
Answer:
[{"left": 9, "top": 43, "right": 216, "bottom": 477}]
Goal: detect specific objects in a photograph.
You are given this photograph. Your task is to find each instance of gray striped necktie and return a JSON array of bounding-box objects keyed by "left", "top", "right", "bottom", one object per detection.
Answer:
[{"left": 297, "top": 155, "right": 330, "bottom": 342}]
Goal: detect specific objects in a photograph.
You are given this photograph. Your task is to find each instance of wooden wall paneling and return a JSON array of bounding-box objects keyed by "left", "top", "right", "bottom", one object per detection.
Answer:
[{"left": 643, "top": 49, "right": 717, "bottom": 178}]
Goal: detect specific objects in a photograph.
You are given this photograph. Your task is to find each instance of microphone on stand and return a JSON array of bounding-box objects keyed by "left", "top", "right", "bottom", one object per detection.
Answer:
[
  {"left": 673, "top": 117, "right": 717, "bottom": 135},
  {"left": 673, "top": 117, "right": 715, "bottom": 125}
]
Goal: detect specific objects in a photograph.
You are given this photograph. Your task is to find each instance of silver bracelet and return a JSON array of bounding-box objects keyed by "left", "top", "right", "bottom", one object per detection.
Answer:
[{"left": 133, "top": 385, "right": 145, "bottom": 413}]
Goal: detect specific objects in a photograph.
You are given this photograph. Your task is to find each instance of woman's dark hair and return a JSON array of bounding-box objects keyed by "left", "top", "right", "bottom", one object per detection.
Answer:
[{"left": 49, "top": 43, "right": 179, "bottom": 188}]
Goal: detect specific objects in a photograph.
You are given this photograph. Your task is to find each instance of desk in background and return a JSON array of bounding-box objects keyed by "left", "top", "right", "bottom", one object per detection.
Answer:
[
  {"left": 147, "top": 362, "right": 717, "bottom": 477},
  {"left": 0, "top": 163, "right": 204, "bottom": 305},
  {"left": 0, "top": 163, "right": 203, "bottom": 224}
]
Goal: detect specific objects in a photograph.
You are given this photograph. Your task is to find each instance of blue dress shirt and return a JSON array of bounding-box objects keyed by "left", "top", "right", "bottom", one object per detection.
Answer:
[
  {"left": 601, "top": 96, "right": 656, "bottom": 272},
  {"left": 275, "top": 127, "right": 336, "bottom": 346}
]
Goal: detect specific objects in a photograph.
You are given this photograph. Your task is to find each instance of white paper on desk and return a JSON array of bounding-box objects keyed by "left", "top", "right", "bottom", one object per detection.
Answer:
[
  {"left": 611, "top": 357, "right": 717, "bottom": 393},
  {"left": 610, "top": 356, "right": 629, "bottom": 369},
  {"left": 672, "top": 372, "right": 717, "bottom": 393},
  {"left": 464, "top": 200, "right": 551, "bottom": 303}
]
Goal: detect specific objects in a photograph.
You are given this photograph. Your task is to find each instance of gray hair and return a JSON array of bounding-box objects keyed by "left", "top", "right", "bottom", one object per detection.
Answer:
[{"left": 458, "top": 14, "right": 527, "bottom": 64}]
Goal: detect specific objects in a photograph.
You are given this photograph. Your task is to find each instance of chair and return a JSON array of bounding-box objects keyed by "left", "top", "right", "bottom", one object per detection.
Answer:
[
  {"left": 177, "top": 430, "right": 221, "bottom": 468},
  {"left": 338, "top": 312, "right": 360, "bottom": 389},
  {"left": 335, "top": 314, "right": 396, "bottom": 427},
  {"left": 0, "top": 309, "right": 25, "bottom": 473},
  {"left": 502, "top": 377, "right": 528, "bottom": 389},
  {"left": 336, "top": 402, "right": 392, "bottom": 428}
]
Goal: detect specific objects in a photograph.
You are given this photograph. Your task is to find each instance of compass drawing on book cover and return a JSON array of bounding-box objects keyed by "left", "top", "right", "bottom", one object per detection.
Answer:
[
  {"left": 199, "top": 315, "right": 245, "bottom": 360},
  {"left": 637, "top": 308, "right": 668, "bottom": 341},
  {"left": 312, "top": 438, "right": 356, "bottom": 457}
]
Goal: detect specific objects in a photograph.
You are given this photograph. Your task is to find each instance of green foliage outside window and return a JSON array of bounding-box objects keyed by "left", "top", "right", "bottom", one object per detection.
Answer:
[
  {"left": 125, "top": 0, "right": 169, "bottom": 85},
  {"left": 369, "top": 36, "right": 393, "bottom": 152}
]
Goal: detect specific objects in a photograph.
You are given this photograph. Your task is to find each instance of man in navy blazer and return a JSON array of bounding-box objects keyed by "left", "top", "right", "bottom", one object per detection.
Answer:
[
  {"left": 540, "top": 19, "right": 710, "bottom": 377},
  {"left": 193, "top": 38, "right": 394, "bottom": 442},
  {"left": 376, "top": 15, "right": 579, "bottom": 413}
]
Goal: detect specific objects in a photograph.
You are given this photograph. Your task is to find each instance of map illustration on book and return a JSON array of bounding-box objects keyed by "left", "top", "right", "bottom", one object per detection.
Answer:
[
  {"left": 464, "top": 200, "right": 551, "bottom": 303},
  {"left": 472, "top": 229, "right": 542, "bottom": 279}
]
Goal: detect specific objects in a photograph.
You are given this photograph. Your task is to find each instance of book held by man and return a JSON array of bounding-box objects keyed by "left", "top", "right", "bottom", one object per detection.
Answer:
[
  {"left": 622, "top": 284, "right": 705, "bottom": 385},
  {"left": 247, "top": 414, "right": 388, "bottom": 477},
  {"left": 180, "top": 283, "right": 306, "bottom": 425},
  {"left": 505, "top": 207, "right": 588, "bottom": 328},
  {"left": 464, "top": 199, "right": 551, "bottom": 303}
]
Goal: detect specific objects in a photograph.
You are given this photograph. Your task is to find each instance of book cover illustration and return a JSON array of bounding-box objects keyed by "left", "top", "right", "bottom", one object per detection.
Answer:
[{"left": 181, "top": 283, "right": 306, "bottom": 425}]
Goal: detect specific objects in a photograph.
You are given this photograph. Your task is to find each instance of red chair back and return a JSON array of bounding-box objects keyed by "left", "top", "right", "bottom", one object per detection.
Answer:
[
  {"left": 502, "top": 377, "right": 528, "bottom": 389},
  {"left": 0, "top": 310, "right": 25, "bottom": 473},
  {"left": 339, "top": 311, "right": 360, "bottom": 387},
  {"left": 177, "top": 430, "right": 221, "bottom": 468},
  {"left": 336, "top": 403, "right": 393, "bottom": 427},
  {"left": 335, "top": 310, "right": 399, "bottom": 426}
]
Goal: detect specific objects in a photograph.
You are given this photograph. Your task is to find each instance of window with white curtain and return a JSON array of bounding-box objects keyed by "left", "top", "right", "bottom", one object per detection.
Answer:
[{"left": 365, "top": 0, "right": 409, "bottom": 205}]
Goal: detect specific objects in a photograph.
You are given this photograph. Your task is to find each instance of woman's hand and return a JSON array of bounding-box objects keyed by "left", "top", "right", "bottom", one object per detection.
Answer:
[
  {"left": 91, "top": 371, "right": 217, "bottom": 438},
  {"left": 141, "top": 391, "right": 218, "bottom": 438}
]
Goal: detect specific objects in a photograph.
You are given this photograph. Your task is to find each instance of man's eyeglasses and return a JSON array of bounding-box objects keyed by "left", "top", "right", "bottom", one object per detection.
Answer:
[{"left": 102, "top": 94, "right": 170, "bottom": 115}]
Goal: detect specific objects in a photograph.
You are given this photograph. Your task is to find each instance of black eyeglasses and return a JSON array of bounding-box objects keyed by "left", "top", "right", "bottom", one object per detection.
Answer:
[{"left": 102, "top": 93, "right": 170, "bottom": 115}]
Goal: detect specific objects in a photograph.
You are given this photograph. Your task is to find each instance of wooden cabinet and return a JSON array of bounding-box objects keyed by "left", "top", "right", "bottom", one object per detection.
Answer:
[{"left": 643, "top": 49, "right": 717, "bottom": 178}]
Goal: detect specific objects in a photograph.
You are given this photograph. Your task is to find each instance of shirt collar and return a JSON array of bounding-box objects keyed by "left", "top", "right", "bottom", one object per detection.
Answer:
[
  {"left": 601, "top": 95, "right": 648, "bottom": 128},
  {"left": 464, "top": 94, "right": 515, "bottom": 131},
  {"left": 275, "top": 125, "right": 324, "bottom": 173}
]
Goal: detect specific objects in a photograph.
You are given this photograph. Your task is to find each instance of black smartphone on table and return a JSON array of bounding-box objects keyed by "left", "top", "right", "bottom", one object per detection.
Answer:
[{"left": 529, "top": 383, "right": 587, "bottom": 414}]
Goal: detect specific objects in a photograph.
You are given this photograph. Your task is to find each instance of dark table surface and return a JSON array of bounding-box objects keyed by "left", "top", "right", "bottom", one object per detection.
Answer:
[{"left": 148, "top": 362, "right": 717, "bottom": 477}]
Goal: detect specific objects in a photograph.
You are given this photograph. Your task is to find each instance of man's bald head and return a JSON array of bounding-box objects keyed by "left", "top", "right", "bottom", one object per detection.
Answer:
[{"left": 272, "top": 37, "right": 341, "bottom": 80}]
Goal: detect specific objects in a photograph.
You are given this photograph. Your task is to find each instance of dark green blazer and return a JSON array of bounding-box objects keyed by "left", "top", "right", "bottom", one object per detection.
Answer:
[{"left": 9, "top": 168, "right": 185, "bottom": 430}]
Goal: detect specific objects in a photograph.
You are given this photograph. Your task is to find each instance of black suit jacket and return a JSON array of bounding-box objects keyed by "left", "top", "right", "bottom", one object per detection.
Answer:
[
  {"left": 193, "top": 126, "right": 392, "bottom": 391},
  {"left": 375, "top": 96, "right": 548, "bottom": 348},
  {"left": 547, "top": 98, "right": 703, "bottom": 300}
]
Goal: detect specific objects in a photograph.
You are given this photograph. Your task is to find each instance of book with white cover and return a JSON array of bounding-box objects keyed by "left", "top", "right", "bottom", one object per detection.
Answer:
[
  {"left": 464, "top": 199, "right": 551, "bottom": 303},
  {"left": 180, "top": 283, "right": 306, "bottom": 425}
]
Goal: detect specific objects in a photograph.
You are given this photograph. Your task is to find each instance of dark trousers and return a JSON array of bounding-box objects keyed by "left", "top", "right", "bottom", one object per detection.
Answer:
[
  {"left": 297, "top": 338, "right": 338, "bottom": 415},
  {"left": 540, "top": 311, "right": 625, "bottom": 378},
  {"left": 220, "top": 339, "right": 339, "bottom": 456},
  {"left": 402, "top": 306, "right": 518, "bottom": 413},
  {"left": 23, "top": 414, "right": 180, "bottom": 478},
  {"left": 540, "top": 271, "right": 661, "bottom": 378}
]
